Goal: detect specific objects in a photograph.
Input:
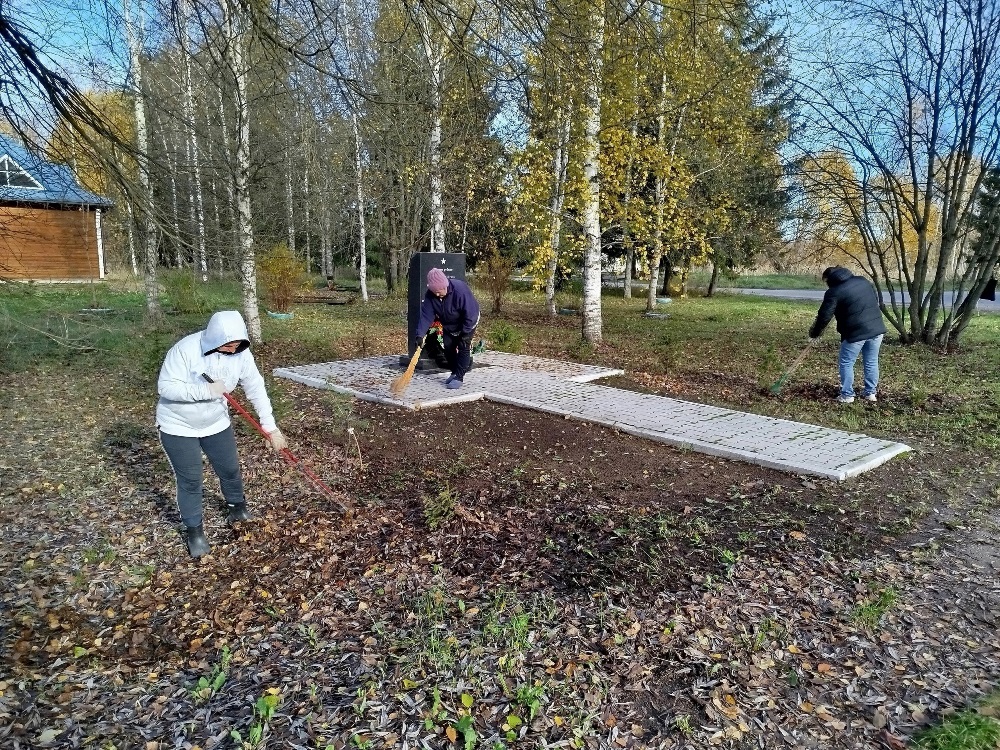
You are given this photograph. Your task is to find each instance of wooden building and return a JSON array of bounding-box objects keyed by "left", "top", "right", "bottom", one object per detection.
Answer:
[{"left": 0, "top": 135, "right": 113, "bottom": 281}]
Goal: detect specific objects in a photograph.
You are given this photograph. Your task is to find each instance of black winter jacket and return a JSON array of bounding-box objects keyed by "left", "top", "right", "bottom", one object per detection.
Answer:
[{"left": 809, "top": 268, "right": 887, "bottom": 343}]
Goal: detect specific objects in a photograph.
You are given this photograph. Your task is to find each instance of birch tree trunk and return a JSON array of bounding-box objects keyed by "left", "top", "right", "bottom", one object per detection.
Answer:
[
  {"left": 155, "top": 118, "right": 182, "bottom": 266},
  {"left": 220, "top": 0, "right": 261, "bottom": 342},
  {"left": 352, "top": 112, "right": 369, "bottom": 301},
  {"left": 417, "top": 12, "right": 446, "bottom": 253},
  {"left": 285, "top": 103, "right": 296, "bottom": 254},
  {"left": 303, "top": 154, "right": 311, "bottom": 272},
  {"left": 178, "top": 0, "right": 207, "bottom": 281},
  {"left": 648, "top": 91, "right": 684, "bottom": 312},
  {"left": 126, "top": 193, "right": 138, "bottom": 276},
  {"left": 123, "top": 0, "right": 159, "bottom": 316},
  {"left": 646, "top": 86, "right": 666, "bottom": 312},
  {"left": 580, "top": 5, "right": 605, "bottom": 344},
  {"left": 545, "top": 99, "right": 572, "bottom": 318},
  {"left": 217, "top": 86, "right": 237, "bottom": 271}
]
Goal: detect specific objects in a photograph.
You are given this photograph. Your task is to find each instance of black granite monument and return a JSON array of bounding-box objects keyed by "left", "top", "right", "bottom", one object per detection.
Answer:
[{"left": 405, "top": 252, "right": 467, "bottom": 368}]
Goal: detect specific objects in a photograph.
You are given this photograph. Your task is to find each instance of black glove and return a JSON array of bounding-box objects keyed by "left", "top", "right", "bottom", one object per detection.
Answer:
[
  {"left": 413, "top": 336, "right": 425, "bottom": 350},
  {"left": 459, "top": 331, "right": 475, "bottom": 349}
]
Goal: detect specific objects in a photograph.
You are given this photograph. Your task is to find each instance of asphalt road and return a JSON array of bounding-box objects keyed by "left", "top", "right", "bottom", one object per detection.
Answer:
[{"left": 728, "top": 287, "right": 1000, "bottom": 313}]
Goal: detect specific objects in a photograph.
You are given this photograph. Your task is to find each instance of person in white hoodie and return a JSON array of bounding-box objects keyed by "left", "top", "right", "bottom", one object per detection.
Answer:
[{"left": 156, "top": 310, "right": 287, "bottom": 557}]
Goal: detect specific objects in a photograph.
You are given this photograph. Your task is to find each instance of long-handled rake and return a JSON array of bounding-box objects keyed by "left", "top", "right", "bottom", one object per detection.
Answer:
[
  {"left": 201, "top": 374, "right": 348, "bottom": 513},
  {"left": 390, "top": 332, "right": 427, "bottom": 396},
  {"left": 769, "top": 338, "right": 817, "bottom": 395}
]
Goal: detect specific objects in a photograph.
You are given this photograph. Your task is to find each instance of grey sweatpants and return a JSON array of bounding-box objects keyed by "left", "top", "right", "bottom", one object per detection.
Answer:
[{"left": 159, "top": 426, "right": 245, "bottom": 527}]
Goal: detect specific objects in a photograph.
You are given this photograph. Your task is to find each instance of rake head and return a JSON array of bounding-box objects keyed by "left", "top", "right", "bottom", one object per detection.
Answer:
[{"left": 768, "top": 376, "right": 788, "bottom": 395}]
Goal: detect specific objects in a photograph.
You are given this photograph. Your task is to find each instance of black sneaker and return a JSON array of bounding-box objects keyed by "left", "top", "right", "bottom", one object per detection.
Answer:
[
  {"left": 226, "top": 504, "right": 253, "bottom": 523},
  {"left": 186, "top": 524, "right": 210, "bottom": 557}
]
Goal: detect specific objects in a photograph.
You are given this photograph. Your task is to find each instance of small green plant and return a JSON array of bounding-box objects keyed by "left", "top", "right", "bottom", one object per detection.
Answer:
[
  {"left": 424, "top": 686, "right": 449, "bottom": 730},
  {"left": 488, "top": 321, "right": 524, "bottom": 354},
  {"left": 718, "top": 547, "right": 739, "bottom": 567},
  {"left": 298, "top": 623, "right": 320, "bottom": 650},
  {"left": 741, "top": 617, "right": 781, "bottom": 654},
  {"left": 909, "top": 383, "right": 930, "bottom": 408},
  {"left": 191, "top": 646, "right": 231, "bottom": 704},
  {"left": 258, "top": 242, "right": 306, "bottom": 313},
  {"left": 515, "top": 683, "right": 545, "bottom": 720},
  {"left": 674, "top": 714, "right": 694, "bottom": 737},
  {"left": 403, "top": 584, "right": 458, "bottom": 670},
  {"left": 453, "top": 713, "right": 478, "bottom": 750},
  {"left": 353, "top": 686, "right": 370, "bottom": 717},
  {"left": 231, "top": 688, "right": 281, "bottom": 749},
  {"left": 160, "top": 268, "right": 210, "bottom": 314},
  {"left": 128, "top": 564, "right": 156, "bottom": 585},
  {"left": 81, "top": 544, "right": 117, "bottom": 565},
  {"left": 423, "top": 483, "right": 457, "bottom": 530},
  {"left": 502, "top": 712, "right": 523, "bottom": 742},
  {"left": 851, "top": 586, "right": 898, "bottom": 629}
]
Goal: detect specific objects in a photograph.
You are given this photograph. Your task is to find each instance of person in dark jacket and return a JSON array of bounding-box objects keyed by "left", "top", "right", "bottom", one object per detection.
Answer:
[
  {"left": 414, "top": 268, "right": 481, "bottom": 389},
  {"left": 809, "top": 266, "right": 888, "bottom": 403}
]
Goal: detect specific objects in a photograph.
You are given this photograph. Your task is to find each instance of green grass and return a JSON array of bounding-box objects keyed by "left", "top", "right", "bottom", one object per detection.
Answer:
[
  {"left": 851, "top": 586, "right": 899, "bottom": 629},
  {"left": 686, "top": 268, "right": 827, "bottom": 290},
  {"left": 911, "top": 691, "right": 1000, "bottom": 750},
  {"left": 4, "top": 275, "right": 1000, "bottom": 454}
]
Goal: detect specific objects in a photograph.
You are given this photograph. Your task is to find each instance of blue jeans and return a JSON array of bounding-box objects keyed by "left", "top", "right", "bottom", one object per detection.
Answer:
[{"left": 839, "top": 335, "right": 883, "bottom": 398}]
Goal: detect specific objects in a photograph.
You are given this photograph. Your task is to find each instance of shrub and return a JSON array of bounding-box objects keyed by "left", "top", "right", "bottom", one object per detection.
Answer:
[
  {"left": 424, "top": 484, "right": 456, "bottom": 530},
  {"left": 478, "top": 240, "right": 516, "bottom": 315},
  {"left": 489, "top": 321, "right": 524, "bottom": 353},
  {"left": 258, "top": 243, "right": 305, "bottom": 313},
  {"left": 160, "top": 268, "right": 210, "bottom": 314}
]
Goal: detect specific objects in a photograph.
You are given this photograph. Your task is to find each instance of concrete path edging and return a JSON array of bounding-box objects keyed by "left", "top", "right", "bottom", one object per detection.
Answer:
[{"left": 274, "top": 352, "right": 910, "bottom": 481}]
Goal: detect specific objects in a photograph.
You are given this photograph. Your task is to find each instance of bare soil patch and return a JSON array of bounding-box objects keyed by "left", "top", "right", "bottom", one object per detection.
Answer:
[{"left": 2, "top": 367, "right": 998, "bottom": 749}]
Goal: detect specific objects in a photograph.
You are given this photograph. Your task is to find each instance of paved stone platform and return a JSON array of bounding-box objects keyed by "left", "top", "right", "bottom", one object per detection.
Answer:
[{"left": 274, "top": 352, "right": 910, "bottom": 481}]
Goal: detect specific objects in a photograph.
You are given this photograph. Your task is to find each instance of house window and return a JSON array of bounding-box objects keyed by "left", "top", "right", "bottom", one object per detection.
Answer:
[{"left": 0, "top": 155, "right": 42, "bottom": 189}]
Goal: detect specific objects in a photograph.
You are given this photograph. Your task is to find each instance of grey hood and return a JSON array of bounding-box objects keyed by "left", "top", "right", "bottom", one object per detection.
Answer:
[{"left": 201, "top": 311, "right": 251, "bottom": 355}]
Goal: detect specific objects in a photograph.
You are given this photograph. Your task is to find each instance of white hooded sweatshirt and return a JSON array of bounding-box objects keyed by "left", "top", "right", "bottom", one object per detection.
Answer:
[{"left": 156, "top": 311, "right": 277, "bottom": 438}]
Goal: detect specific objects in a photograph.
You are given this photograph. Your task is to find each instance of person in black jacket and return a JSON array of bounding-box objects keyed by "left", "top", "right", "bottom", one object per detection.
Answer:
[{"left": 809, "top": 267, "right": 888, "bottom": 403}]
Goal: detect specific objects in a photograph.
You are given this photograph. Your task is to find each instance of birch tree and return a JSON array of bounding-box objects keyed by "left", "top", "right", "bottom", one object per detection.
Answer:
[
  {"left": 795, "top": 0, "right": 1000, "bottom": 344},
  {"left": 412, "top": 4, "right": 447, "bottom": 253},
  {"left": 123, "top": 0, "right": 160, "bottom": 316},
  {"left": 578, "top": 0, "right": 605, "bottom": 344},
  {"left": 176, "top": 0, "right": 207, "bottom": 280},
  {"left": 219, "top": 0, "right": 262, "bottom": 342}
]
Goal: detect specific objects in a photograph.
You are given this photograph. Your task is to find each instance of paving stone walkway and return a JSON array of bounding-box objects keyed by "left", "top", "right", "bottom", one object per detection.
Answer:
[{"left": 274, "top": 352, "right": 910, "bottom": 481}]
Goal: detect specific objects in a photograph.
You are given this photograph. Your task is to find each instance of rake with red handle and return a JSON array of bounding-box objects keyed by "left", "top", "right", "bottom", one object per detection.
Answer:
[{"left": 202, "top": 373, "right": 348, "bottom": 513}]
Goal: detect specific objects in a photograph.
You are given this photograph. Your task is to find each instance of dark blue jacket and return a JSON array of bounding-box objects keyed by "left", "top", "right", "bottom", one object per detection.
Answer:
[
  {"left": 809, "top": 267, "right": 887, "bottom": 343},
  {"left": 416, "top": 278, "right": 481, "bottom": 338}
]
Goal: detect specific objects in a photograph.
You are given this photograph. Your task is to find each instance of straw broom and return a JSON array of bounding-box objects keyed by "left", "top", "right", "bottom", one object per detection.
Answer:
[{"left": 390, "top": 334, "right": 426, "bottom": 396}]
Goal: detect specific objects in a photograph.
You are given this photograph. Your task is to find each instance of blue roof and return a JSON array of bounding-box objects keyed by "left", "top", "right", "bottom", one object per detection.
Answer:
[{"left": 0, "top": 134, "right": 113, "bottom": 208}]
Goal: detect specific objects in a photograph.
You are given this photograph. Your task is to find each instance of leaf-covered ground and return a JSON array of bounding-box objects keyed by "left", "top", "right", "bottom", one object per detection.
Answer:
[{"left": 2, "top": 359, "right": 999, "bottom": 750}]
